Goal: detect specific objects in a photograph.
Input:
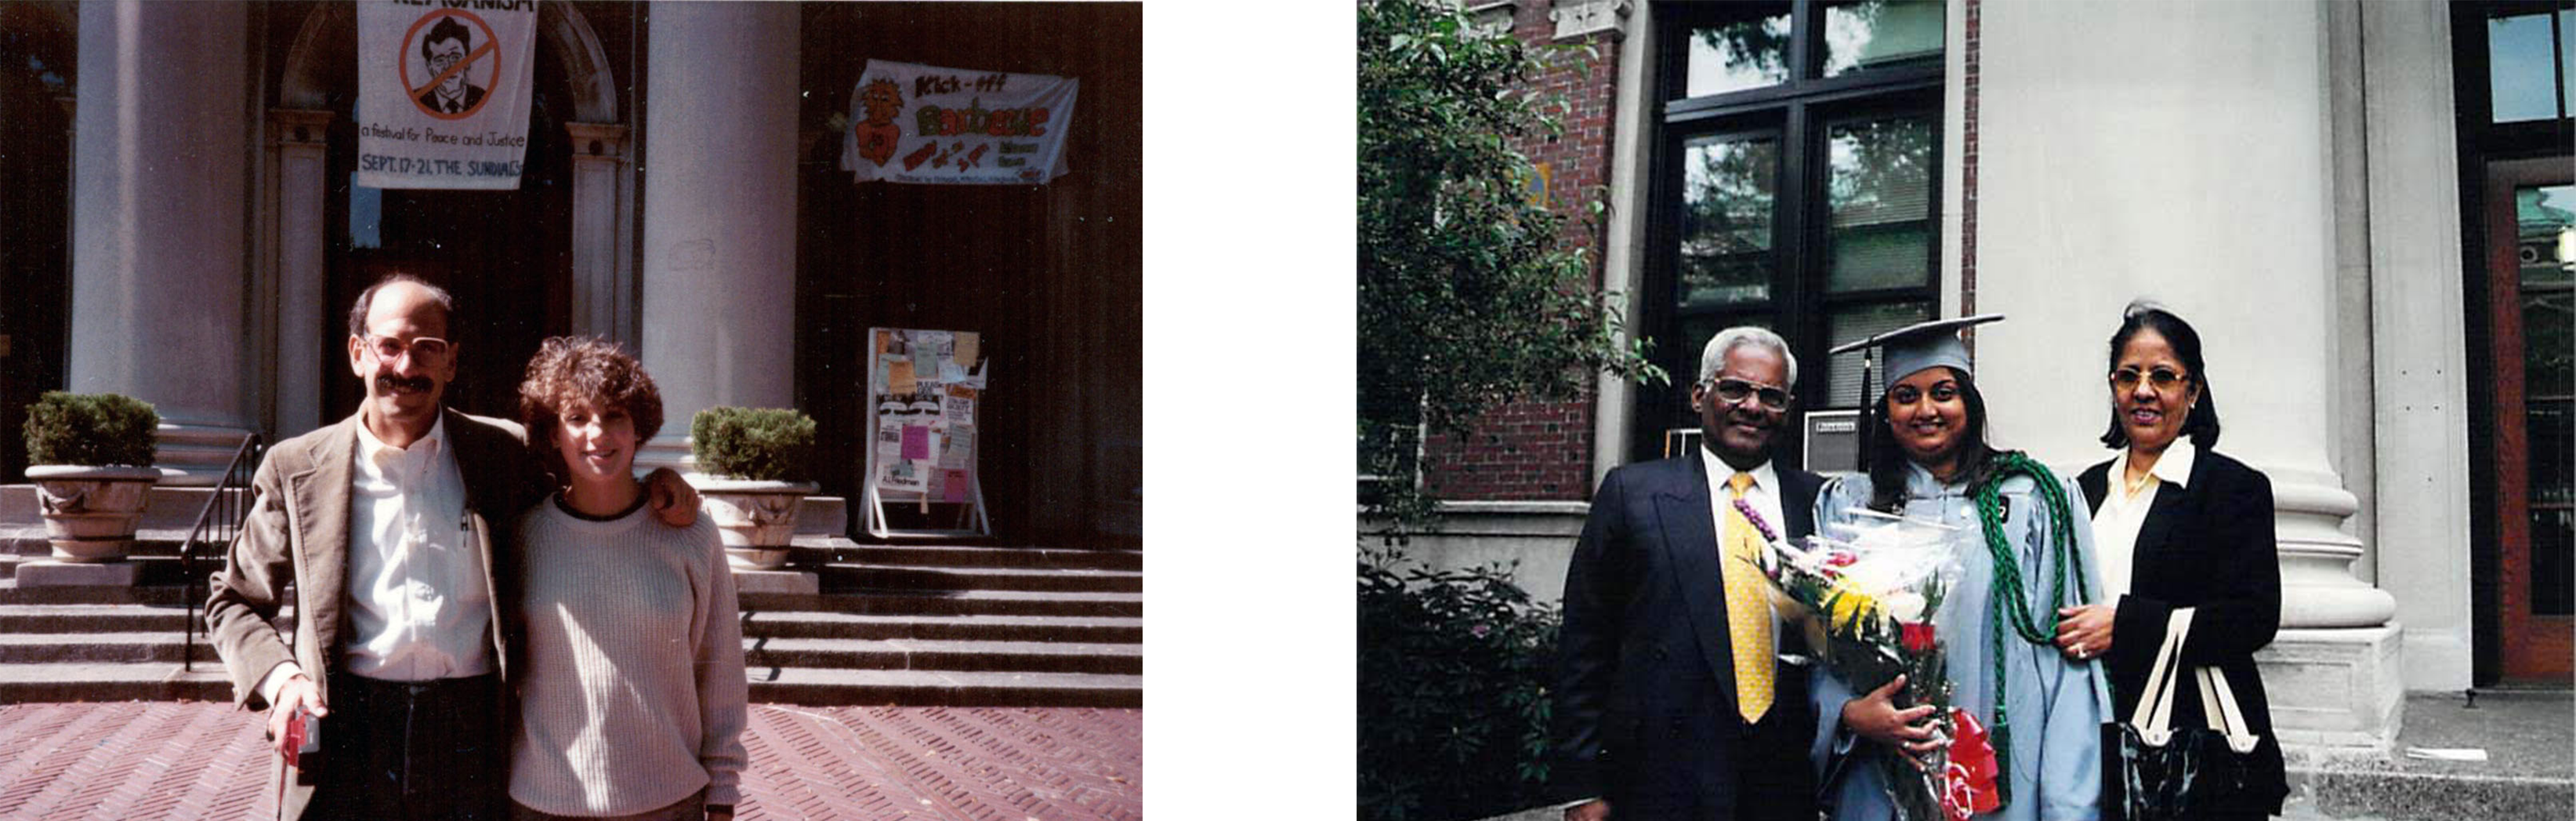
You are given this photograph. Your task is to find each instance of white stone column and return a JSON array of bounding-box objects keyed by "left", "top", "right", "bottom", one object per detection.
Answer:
[
  {"left": 635, "top": 2, "right": 800, "bottom": 474},
  {"left": 566, "top": 122, "right": 637, "bottom": 351},
  {"left": 267, "top": 109, "right": 332, "bottom": 438},
  {"left": 1971, "top": 0, "right": 2401, "bottom": 754},
  {"left": 67, "top": 1, "right": 255, "bottom": 485}
]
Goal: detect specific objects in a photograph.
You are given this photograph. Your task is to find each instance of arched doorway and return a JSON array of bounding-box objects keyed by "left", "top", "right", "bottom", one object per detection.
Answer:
[
  {"left": 0, "top": 2, "right": 75, "bottom": 481},
  {"left": 270, "top": 2, "right": 631, "bottom": 430}
]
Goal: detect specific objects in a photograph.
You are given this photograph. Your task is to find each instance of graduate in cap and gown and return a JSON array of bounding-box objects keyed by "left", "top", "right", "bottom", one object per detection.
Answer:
[{"left": 1807, "top": 314, "right": 2114, "bottom": 821}]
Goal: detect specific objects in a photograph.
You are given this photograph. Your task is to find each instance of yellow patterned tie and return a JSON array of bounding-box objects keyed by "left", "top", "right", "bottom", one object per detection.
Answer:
[{"left": 1723, "top": 472, "right": 1774, "bottom": 722}]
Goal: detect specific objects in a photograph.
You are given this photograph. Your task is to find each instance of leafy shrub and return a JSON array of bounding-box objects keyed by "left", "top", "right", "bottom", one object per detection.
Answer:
[
  {"left": 23, "top": 391, "right": 158, "bottom": 467},
  {"left": 1360, "top": 547, "right": 1560, "bottom": 821},
  {"left": 690, "top": 406, "right": 815, "bottom": 482}
]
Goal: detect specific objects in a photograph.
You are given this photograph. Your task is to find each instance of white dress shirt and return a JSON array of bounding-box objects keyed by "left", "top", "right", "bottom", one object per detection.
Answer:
[
  {"left": 2089, "top": 443, "right": 2196, "bottom": 601},
  {"left": 260, "top": 416, "right": 491, "bottom": 703}
]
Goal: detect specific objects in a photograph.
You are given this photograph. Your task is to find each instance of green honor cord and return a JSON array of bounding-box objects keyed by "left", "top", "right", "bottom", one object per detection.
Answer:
[{"left": 1969, "top": 451, "right": 2090, "bottom": 810}]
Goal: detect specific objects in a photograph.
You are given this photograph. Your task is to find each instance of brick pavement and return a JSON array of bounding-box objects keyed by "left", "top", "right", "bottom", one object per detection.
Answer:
[{"left": 0, "top": 701, "right": 1141, "bottom": 820}]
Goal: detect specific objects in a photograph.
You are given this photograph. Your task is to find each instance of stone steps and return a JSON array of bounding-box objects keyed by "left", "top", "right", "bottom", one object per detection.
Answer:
[
  {"left": 0, "top": 537, "right": 1142, "bottom": 707},
  {"left": 0, "top": 663, "right": 1145, "bottom": 708},
  {"left": 737, "top": 667, "right": 1141, "bottom": 708}
]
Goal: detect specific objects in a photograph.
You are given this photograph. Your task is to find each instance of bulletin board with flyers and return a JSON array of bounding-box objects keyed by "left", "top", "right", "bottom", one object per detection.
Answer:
[{"left": 863, "top": 328, "right": 992, "bottom": 539}]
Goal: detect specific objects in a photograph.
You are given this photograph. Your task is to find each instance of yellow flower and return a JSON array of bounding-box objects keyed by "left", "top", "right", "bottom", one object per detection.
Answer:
[{"left": 1827, "top": 584, "right": 1879, "bottom": 633}]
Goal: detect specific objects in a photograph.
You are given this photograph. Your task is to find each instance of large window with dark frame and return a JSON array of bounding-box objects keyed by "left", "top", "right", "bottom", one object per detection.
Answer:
[{"left": 1638, "top": 0, "right": 1944, "bottom": 470}]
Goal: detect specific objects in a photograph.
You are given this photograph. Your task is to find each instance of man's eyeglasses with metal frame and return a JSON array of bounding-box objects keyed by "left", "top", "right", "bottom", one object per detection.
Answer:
[
  {"left": 361, "top": 334, "right": 452, "bottom": 367},
  {"left": 1703, "top": 377, "right": 1792, "bottom": 411}
]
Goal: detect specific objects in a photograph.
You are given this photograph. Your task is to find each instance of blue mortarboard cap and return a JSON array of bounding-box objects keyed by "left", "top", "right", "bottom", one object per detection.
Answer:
[{"left": 1827, "top": 314, "right": 2007, "bottom": 391}]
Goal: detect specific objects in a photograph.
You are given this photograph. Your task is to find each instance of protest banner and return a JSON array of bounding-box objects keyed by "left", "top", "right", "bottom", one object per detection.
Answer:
[
  {"left": 357, "top": 0, "right": 539, "bottom": 189},
  {"left": 839, "top": 60, "right": 1078, "bottom": 185}
]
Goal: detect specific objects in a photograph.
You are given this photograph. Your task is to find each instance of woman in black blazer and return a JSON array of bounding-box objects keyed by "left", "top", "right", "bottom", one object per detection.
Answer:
[{"left": 2053, "top": 303, "right": 2288, "bottom": 819}]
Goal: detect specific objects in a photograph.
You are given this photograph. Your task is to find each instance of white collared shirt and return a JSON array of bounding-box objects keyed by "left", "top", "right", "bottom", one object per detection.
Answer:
[{"left": 2089, "top": 443, "right": 2197, "bottom": 601}]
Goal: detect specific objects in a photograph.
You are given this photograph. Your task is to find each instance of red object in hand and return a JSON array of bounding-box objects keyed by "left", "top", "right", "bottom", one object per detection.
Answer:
[
  {"left": 1901, "top": 622, "right": 1938, "bottom": 654},
  {"left": 280, "top": 706, "right": 312, "bottom": 768},
  {"left": 1941, "top": 707, "right": 2001, "bottom": 820}
]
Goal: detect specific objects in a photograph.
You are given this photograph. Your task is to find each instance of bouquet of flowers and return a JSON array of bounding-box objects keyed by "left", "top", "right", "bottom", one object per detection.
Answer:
[{"left": 1735, "top": 501, "right": 2000, "bottom": 821}]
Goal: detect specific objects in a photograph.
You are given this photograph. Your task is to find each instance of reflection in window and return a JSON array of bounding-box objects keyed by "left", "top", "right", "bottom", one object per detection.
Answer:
[
  {"left": 2517, "top": 183, "right": 2574, "bottom": 614},
  {"left": 1686, "top": 5, "right": 1792, "bottom": 97},
  {"left": 1826, "top": 300, "right": 1932, "bottom": 405},
  {"left": 2489, "top": 12, "right": 2563, "bottom": 123},
  {"left": 1679, "top": 136, "right": 1778, "bottom": 309},
  {"left": 1825, "top": 115, "right": 1933, "bottom": 294},
  {"left": 1824, "top": 0, "right": 1944, "bottom": 77}
]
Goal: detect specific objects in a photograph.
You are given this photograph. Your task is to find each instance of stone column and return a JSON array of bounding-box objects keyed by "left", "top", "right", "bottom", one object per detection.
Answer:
[
  {"left": 565, "top": 122, "right": 636, "bottom": 351},
  {"left": 1970, "top": 0, "right": 2401, "bottom": 754},
  {"left": 635, "top": 2, "right": 801, "bottom": 474},
  {"left": 268, "top": 109, "right": 332, "bottom": 438},
  {"left": 67, "top": 1, "right": 255, "bottom": 485}
]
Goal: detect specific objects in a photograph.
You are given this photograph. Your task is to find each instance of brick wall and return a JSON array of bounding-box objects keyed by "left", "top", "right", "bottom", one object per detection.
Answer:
[{"left": 1421, "top": 2, "right": 1622, "bottom": 503}]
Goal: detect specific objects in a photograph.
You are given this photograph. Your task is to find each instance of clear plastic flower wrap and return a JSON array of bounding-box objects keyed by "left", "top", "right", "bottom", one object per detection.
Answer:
[{"left": 1734, "top": 501, "right": 1998, "bottom": 821}]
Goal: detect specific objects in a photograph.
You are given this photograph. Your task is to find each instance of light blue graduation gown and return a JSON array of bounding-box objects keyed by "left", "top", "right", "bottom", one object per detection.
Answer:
[{"left": 1808, "top": 463, "right": 2114, "bottom": 821}]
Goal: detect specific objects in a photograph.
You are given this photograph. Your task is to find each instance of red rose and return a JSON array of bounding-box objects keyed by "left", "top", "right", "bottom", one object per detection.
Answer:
[{"left": 1901, "top": 622, "right": 1937, "bottom": 654}]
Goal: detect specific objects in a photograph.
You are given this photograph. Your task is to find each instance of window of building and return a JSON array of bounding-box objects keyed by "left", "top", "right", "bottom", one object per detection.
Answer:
[{"left": 1638, "top": 0, "right": 1944, "bottom": 468}]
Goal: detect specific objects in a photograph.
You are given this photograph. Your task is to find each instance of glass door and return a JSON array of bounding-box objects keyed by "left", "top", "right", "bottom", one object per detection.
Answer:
[{"left": 2487, "top": 161, "right": 2573, "bottom": 682}]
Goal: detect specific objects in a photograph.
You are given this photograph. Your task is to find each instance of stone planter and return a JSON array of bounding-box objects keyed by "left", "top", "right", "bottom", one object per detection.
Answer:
[
  {"left": 693, "top": 478, "right": 817, "bottom": 571},
  {"left": 24, "top": 465, "right": 161, "bottom": 562}
]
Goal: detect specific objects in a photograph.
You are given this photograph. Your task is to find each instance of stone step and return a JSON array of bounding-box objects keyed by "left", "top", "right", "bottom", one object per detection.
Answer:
[
  {"left": 804, "top": 543, "right": 1142, "bottom": 571},
  {"left": 0, "top": 486, "right": 853, "bottom": 539},
  {"left": 738, "top": 667, "right": 1142, "bottom": 708},
  {"left": 738, "top": 636, "right": 1139, "bottom": 675},
  {"left": 739, "top": 588, "right": 1142, "bottom": 618},
  {"left": 737, "top": 611, "right": 1143, "bottom": 644},
  {"left": 0, "top": 631, "right": 223, "bottom": 664},
  {"left": 0, "top": 630, "right": 1136, "bottom": 675},
  {"left": 0, "top": 579, "right": 1139, "bottom": 618},
  {"left": 0, "top": 603, "right": 286, "bottom": 634},
  {"left": 811, "top": 562, "right": 1141, "bottom": 594},
  {"left": 0, "top": 663, "right": 1142, "bottom": 708},
  {"left": 0, "top": 663, "right": 235, "bottom": 703}
]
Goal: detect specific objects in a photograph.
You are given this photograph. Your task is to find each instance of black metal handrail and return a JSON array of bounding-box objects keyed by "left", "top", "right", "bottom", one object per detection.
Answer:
[{"left": 180, "top": 434, "right": 263, "bottom": 673}]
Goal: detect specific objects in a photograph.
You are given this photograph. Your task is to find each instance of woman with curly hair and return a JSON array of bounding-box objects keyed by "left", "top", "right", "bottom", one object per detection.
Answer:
[{"left": 509, "top": 336, "right": 745, "bottom": 821}]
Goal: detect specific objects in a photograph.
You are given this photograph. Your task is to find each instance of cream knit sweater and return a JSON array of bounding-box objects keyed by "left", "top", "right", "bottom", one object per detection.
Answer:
[{"left": 509, "top": 496, "right": 748, "bottom": 816}]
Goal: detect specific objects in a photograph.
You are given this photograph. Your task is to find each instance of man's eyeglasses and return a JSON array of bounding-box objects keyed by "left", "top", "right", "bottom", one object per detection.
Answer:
[
  {"left": 2109, "top": 367, "right": 2190, "bottom": 392},
  {"left": 1705, "top": 378, "right": 1792, "bottom": 411},
  {"left": 362, "top": 334, "right": 452, "bottom": 366}
]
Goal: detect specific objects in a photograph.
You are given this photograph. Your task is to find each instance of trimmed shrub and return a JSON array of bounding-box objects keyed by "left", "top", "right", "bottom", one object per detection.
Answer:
[
  {"left": 689, "top": 406, "right": 816, "bottom": 482},
  {"left": 23, "top": 391, "right": 158, "bottom": 467},
  {"left": 1360, "top": 547, "right": 1560, "bottom": 821}
]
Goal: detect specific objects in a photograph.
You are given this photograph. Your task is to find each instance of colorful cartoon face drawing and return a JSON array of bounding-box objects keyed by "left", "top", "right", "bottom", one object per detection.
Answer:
[
  {"left": 855, "top": 78, "right": 905, "bottom": 168},
  {"left": 860, "top": 79, "right": 904, "bottom": 125}
]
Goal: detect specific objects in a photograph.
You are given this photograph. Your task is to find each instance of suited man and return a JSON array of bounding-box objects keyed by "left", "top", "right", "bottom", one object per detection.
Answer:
[
  {"left": 1553, "top": 326, "right": 1827, "bottom": 821},
  {"left": 205, "top": 275, "right": 696, "bottom": 820}
]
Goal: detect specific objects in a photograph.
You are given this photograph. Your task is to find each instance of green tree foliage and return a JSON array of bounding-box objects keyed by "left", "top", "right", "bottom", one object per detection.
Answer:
[
  {"left": 22, "top": 392, "right": 158, "bottom": 467},
  {"left": 1358, "top": 548, "right": 1560, "bottom": 821},
  {"left": 1358, "top": 0, "right": 1664, "bottom": 525},
  {"left": 690, "top": 406, "right": 816, "bottom": 482}
]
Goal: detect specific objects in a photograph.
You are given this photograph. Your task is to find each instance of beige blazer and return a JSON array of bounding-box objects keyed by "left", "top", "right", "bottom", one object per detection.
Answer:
[{"left": 203, "top": 408, "right": 549, "bottom": 819}]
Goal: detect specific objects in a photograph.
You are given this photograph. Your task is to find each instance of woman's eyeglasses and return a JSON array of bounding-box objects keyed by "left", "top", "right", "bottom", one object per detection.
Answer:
[{"left": 2108, "top": 367, "right": 2190, "bottom": 391}]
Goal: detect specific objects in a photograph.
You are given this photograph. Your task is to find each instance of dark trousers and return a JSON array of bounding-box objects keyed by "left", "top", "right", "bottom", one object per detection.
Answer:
[{"left": 312, "top": 672, "right": 505, "bottom": 821}]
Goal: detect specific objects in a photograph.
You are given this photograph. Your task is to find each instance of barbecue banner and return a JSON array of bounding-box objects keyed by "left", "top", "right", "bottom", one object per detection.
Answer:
[
  {"left": 839, "top": 60, "right": 1078, "bottom": 185},
  {"left": 356, "top": 0, "right": 539, "bottom": 189}
]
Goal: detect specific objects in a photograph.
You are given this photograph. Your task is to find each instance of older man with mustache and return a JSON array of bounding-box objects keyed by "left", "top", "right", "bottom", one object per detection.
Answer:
[{"left": 205, "top": 274, "right": 701, "bottom": 821}]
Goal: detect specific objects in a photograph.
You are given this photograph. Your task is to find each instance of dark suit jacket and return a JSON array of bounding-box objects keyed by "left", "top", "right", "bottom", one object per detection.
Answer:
[
  {"left": 204, "top": 408, "right": 550, "bottom": 819},
  {"left": 2079, "top": 445, "right": 2289, "bottom": 816},
  {"left": 1552, "top": 452, "right": 1826, "bottom": 820},
  {"left": 418, "top": 83, "right": 488, "bottom": 114}
]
